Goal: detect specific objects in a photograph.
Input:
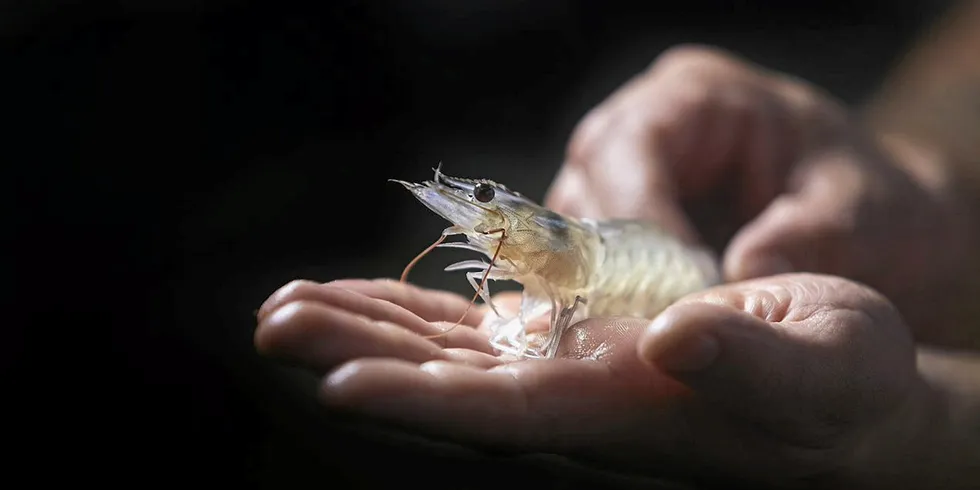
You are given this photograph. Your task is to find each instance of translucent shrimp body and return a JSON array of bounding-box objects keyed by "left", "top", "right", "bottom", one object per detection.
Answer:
[
  {"left": 393, "top": 167, "right": 721, "bottom": 359},
  {"left": 584, "top": 220, "right": 721, "bottom": 318}
]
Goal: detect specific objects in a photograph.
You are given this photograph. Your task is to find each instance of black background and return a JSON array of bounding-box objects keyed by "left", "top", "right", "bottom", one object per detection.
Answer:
[{"left": 8, "top": 1, "right": 951, "bottom": 487}]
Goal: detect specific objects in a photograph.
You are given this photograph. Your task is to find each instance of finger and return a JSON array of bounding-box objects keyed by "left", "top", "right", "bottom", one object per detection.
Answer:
[
  {"left": 258, "top": 280, "right": 451, "bottom": 334},
  {"left": 256, "top": 281, "right": 492, "bottom": 352},
  {"left": 637, "top": 274, "right": 915, "bottom": 444},
  {"left": 721, "top": 158, "right": 861, "bottom": 281},
  {"left": 722, "top": 194, "right": 807, "bottom": 280},
  {"left": 257, "top": 279, "right": 317, "bottom": 322},
  {"left": 321, "top": 358, "right": 535, "bottom": 446},
  {"left": 652, "top": 55, "right": 791, "bottom": 204},
  {"left": 736, "top": 86, "right": 796, "bottom": 218},
  {"left": 326, "top": 278, "right": 486, "bottom": 327},
  {"left": 586, "top": 135, "right": 699, "bottom": 243},
  {"left": 255, "top": 301, "right": 450, "bottom": 374},
  {"left": 440, "top": 348, "right": 504, "bottom": 368},
  {"left": 551, "top": 72, "right": 698, "bottom": 242},
  {"left": 552, "top": 46, "right": 788, "bottom": 243},
  {"left": 544, "top": 163, "right": 604, "bottom": 219},
  {"left": 320, "top": 357, "right": 681, "bottom": 450}
]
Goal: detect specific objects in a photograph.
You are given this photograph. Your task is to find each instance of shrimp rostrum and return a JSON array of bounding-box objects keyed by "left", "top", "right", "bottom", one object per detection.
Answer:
[{"left": 392, "top": 166, "right": 721, "bottom": 360}]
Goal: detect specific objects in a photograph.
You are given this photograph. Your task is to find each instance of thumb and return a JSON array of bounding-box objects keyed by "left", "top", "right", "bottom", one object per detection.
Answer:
[
  {"left": 638, "top": 301, "right": 806, "bottom": 416},
  {"left": 637, "top": 300, "right": 830, "bottom": 445},
  {"left": 637, "top": 274, "right": 916, "bottom": 445}
]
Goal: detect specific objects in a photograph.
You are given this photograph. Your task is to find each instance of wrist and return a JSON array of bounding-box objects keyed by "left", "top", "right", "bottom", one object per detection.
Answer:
[
  {"left": 841, "top": 348, "right": 980, "bottom": 490},
  {"left": 875, "top": 130, "right": 980, "bottom": 349},
  {"left": 841, "top": 374, "right": 951, "bottom": 489}
]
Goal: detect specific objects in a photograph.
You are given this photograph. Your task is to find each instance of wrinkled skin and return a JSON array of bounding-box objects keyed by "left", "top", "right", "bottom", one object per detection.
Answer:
[
  {"left": 252, "top": 45, "right": 972, "bottom": 487},
  {"left": 545, "top": 45, "right": 978, "bottom": 347},
  {"left": 255, "top": 275, "right": 925, "bottom": 487}
]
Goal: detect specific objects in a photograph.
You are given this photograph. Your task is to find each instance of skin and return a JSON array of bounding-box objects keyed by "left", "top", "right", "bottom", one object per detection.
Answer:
[
  {"left": 255, "top": 2, "right": 980, "bottom": 488},
  {"left": 545, "top": 45, "right": 980, "bottom": 350},
  {"left": 255, "top": 276, "right": 970, "bottom": 488}
]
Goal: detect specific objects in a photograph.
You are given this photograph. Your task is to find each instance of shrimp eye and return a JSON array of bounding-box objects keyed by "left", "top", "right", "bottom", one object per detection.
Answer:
[{"left": 473, "top": 183, "right": 495, "bottom": 203}]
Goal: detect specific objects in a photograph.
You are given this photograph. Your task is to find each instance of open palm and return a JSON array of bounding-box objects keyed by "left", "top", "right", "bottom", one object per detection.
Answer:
[
  {"left": 255, "top": 279, "right": 683, "bottom": 449},
  {"left": 255, "top": 276, "right": 920, "bottom": 487}
]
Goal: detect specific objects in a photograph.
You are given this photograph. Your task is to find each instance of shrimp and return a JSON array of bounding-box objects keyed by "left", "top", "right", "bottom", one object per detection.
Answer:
[{"left": 391, "top": 165, "right": 721, "bottom": 359}]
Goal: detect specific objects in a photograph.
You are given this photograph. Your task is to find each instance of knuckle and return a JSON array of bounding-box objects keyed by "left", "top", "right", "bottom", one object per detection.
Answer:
[
  {"left": 778, "top": 81, "right": 850, "bottom": 131},
  {"left": 719, "top": 87, "right": 756, "bottom": 114},
  {"left": 275, "top": 279, "right": 320, "bottom": 304},
  {"left": 652, "top": 44, "right": 732, "bottom": 73},
  {"left": 255, "top": 300, "right": 320, "bottom": 354},
  {"left": 676, "top": 288, "right": 747, "bottom": 312},
  {"left": 328, "top": 358, "right": 375, "bottom": 381},
  {"left": 257, "top": 279, "right": 322, "bottom": 321},
  {"left": 651, "top": 45, "right": 774, "bottom": 109},
  {"left": 566, "top": 108, "right": 611, "bottom": 164},
  {"left": 672, "top": 81, "right": 715, "bottom": 110},
  {"left": 650, "top": 44, "right": 755, "bottom": 88}
]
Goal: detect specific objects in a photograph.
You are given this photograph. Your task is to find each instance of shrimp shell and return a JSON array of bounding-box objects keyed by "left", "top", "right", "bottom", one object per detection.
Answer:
[{"left": 393, "top": 167, "right": 721, "bottom": 359}]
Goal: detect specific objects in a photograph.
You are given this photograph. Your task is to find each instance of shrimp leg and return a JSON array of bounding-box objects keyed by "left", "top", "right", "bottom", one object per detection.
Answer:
[
  {"left": 465, "top": 270, "right": 501, "bottom": 317},
  {"left": 489, "top": 291, "right": 550, "bottom": 358},
  {"left": 544, "top": 296, "right": 587, "bottom": 359},
  {"left": 423, "top": 228, "right": 505, "bottom": 340}
]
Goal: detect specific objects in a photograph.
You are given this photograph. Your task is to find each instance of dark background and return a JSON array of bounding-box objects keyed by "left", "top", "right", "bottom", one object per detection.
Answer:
[{"left": 8, "top": 0, "right": 952, "bottom": 487}]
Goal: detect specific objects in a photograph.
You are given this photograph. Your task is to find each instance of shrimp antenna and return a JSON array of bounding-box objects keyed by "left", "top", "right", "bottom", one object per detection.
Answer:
[
  {"left": 423, "top": 228, "right": 506, "bottom": 340},
  {"left": 400, "top": 234, "right": 448, "bottom": 283}
]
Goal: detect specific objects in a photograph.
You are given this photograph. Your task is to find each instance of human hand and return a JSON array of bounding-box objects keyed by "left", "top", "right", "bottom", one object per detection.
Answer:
[
  {"left": 546, "top": 45, "right": 980, "bottom": 347},
  {"left": 255, "top": 275, "right": 937, "bottom": 488}
]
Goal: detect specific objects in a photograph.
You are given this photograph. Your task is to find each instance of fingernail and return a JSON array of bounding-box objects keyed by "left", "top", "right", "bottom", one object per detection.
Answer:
[{"left": 657, "top": 333, "right": 720, "bottom": 373}]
